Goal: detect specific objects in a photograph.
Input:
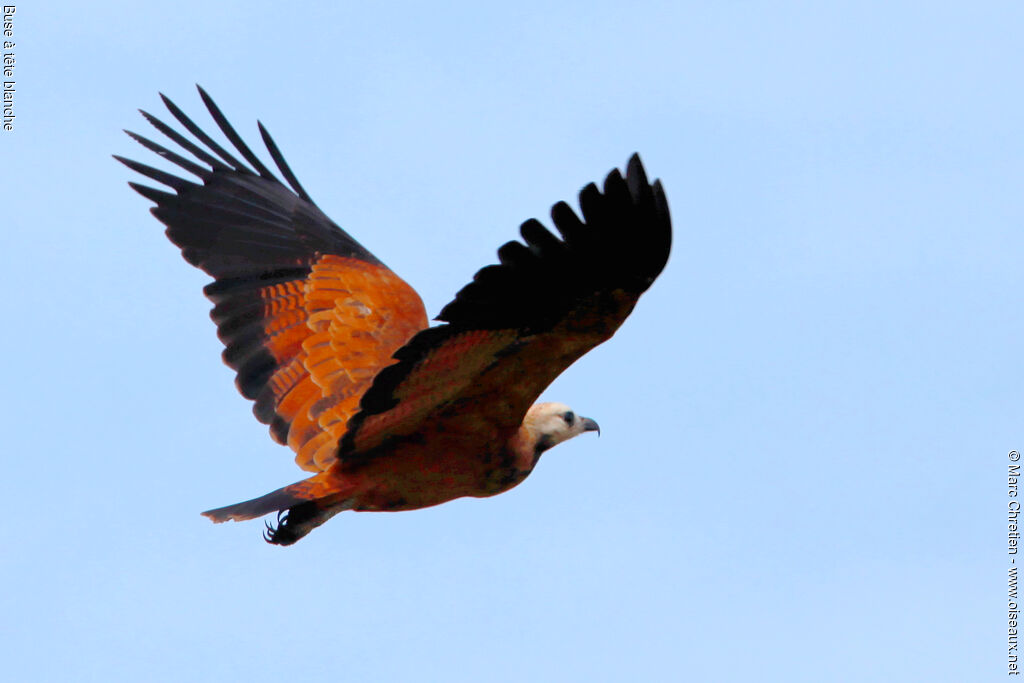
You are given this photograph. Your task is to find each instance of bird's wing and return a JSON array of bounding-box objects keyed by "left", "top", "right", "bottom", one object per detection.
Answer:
[
  {"left": 339, "top": 154, "right": 671, "bottom": 459},
  {"left": 117, "top": 87, "right": 428, "bottom": 472}
]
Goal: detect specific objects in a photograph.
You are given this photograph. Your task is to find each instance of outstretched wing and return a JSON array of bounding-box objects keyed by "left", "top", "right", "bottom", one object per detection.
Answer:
[
  {"left": 117, "top": 86, "right": 428, "bottom": 472},
  {"left": 339, "top": 154, "right": 670, "bottom": 458}
]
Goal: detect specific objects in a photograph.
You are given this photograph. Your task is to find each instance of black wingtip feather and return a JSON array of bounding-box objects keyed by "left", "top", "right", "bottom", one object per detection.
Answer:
[
  {"left": 497, "top": 240, "right": 540, "bottom": 269},
  {"left": 625, "top": 153, "right": 651, "bottom": 204},
  {"left": 140, "top": 107, "right": 231, "bottom": 172},
  {"left": 114, "top": 155, "right": 196, "bottom": 192},
  {"left": 258, "top": 121, "right": 314, "bottom": 202},
  {"left": 550, "top": 200, "right": 587, "bottom": 245},
  {"left": 124, "top": 129, "right": 209, "bottom": 179},
  {"left": 127, "top": 181, "right": 176, "bottom": 204},
  {"left": 160, "top": 89, "right": 248, "bottom": 172},
  {"left": 197, "top": 85, "right": 279, "bottom": 182}
]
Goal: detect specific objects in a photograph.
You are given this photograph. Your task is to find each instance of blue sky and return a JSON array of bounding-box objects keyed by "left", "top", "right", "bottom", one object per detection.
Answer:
[{"left": 2, "top": 1, "right": 1018, "bottom": 680}]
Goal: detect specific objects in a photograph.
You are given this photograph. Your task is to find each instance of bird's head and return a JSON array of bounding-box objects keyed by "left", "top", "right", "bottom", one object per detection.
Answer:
[{"left": 523, "top": 401, "right": 601, "bottom": 456}]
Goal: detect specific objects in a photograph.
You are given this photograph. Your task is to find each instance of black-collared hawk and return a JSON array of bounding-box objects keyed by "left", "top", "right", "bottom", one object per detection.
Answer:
[{"left": 117, "top": 87, "right": 671, "bottom": 545}]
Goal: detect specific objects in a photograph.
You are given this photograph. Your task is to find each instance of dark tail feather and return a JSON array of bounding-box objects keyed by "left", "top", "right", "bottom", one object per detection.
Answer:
[
  {"left": 201, "top": 486, "right": 301, "bottom": 523},
  {"left": 201, "top": 471, "right": 337, "bottom": 523}
]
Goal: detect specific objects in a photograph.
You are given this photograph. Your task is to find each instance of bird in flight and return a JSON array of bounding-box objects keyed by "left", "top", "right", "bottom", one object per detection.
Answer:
[{"left": 117, "top": 86, "right": 671, "bottom": 545}]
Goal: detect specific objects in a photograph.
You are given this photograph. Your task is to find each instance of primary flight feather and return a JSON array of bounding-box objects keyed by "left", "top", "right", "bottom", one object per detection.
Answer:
[{"left": 118, "top": 86, "right": 671, "bottom": 545}]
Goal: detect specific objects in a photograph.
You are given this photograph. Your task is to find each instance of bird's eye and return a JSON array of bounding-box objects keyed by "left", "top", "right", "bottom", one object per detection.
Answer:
[{"left": 563, "top": 411, "right": 575, "bottom": 426}]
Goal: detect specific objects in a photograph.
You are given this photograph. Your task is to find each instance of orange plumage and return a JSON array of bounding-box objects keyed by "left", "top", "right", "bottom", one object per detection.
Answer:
[{"left": 118, "top": 86, "right": 671, "bottom": 544}]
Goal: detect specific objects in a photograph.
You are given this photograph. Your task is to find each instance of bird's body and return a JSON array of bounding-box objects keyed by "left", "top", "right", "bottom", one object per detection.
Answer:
[
  {"left": 251, "top": 400, "right": 600, "bottom": 544},
  {"left": 118, "top": 87, "right": 670, "bottom": 544}
]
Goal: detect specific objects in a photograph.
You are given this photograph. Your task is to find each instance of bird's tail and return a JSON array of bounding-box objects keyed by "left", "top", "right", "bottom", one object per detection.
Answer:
[
  {"left": 201, "top": 471, "right": 353, "bottom": 545},
  {"left": 201, "top": 471, "right": 336, "bottom": 522}
]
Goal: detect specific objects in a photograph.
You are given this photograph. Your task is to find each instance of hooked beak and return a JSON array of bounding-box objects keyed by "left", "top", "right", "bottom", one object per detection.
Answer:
[{"left": 581, "top": 417, "right": 601, "bottom": 436}]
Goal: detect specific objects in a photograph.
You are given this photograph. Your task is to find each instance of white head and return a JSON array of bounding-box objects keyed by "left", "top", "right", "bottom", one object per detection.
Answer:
[{"left": 523, "top": 401, "right": 601, "bottom": 455}]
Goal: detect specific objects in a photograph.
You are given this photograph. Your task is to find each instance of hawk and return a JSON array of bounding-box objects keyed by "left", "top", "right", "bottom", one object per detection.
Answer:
[{"left": 117, "top": 87, "right": 671, "bottom": 544}]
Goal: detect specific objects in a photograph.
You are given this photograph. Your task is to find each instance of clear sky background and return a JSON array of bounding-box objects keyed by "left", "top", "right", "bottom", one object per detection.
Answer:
[{"left": 2, "top": 2, "right": 1017, "bottom": 681}]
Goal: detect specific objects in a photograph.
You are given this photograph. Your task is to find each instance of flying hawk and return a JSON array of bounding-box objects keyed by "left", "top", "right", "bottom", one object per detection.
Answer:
[{"left": 117, "top": 87, "right": 671, "bottom": 544}]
